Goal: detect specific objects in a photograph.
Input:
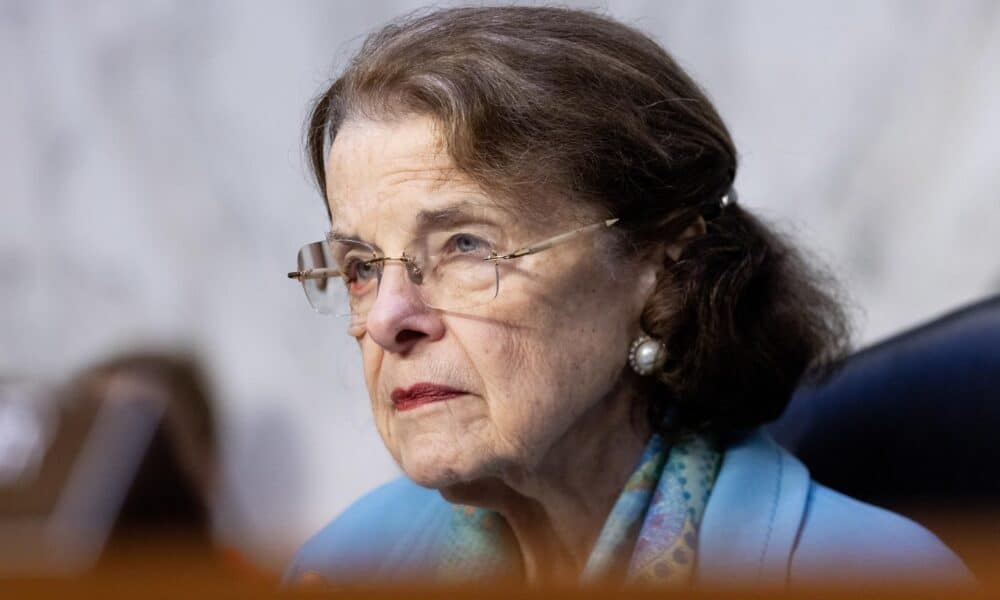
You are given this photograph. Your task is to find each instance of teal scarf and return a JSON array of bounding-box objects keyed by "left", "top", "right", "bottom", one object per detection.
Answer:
[{"left": 435, "top": 432, "right": 721, "bottom": 585}]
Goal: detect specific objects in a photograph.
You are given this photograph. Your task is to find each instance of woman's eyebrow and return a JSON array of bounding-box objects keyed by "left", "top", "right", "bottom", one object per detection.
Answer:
[
  {"left": 327, "top": 227, "right": 360, "bottom": 242},
  {"left": 327, "top": 200, "right": 504, "bottom": 244},
  {"left": 413, "top": 200, "right": 502, "bottom": 233}
]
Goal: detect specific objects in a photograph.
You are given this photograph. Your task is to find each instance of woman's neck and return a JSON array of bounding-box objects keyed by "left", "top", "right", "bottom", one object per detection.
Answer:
[{"left": 441, "top": 380, "right": 651, "bottom": 583}]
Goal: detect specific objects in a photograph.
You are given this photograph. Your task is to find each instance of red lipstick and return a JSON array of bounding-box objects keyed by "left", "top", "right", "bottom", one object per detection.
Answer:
[{"left": 391, "top": 383, "right": 465, "bottom": 411}]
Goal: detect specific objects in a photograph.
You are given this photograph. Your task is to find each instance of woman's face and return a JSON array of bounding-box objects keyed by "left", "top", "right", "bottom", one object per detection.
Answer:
[{"left": 326, "top": 116, "right": 658, "bottom": 488}]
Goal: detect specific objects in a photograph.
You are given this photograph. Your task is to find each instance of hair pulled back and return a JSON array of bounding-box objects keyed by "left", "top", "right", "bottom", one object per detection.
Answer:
[{"left": 306, "top": 6, "right": 849, "bottom": 436}]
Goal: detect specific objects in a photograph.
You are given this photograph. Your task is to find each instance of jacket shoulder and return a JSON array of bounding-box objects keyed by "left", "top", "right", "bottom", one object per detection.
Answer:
[
  {"left": 284, "top": 476, "right": 452, "bottom": 584},
  {"left": 699, "top": 429, "right": 972, "bottom": 586},
  {"left": 791, "top": 482, "right": 973, "bottom": 585}
]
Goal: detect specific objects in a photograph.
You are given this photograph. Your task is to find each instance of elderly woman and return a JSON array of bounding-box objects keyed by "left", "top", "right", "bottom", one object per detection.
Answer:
[{"left": 284, "top": 6, "right": 968, "bottom": 587}]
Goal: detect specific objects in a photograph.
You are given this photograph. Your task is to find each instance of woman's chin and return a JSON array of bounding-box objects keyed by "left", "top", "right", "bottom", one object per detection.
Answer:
[
  {"left": 398, "top": 445, "right": 495, "bottom": 489},
  {"left": 400, "top": 464, "right": 464, "bottom": 490}
]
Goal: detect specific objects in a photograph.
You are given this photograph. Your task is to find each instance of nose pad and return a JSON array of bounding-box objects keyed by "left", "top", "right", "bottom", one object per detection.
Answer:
[{"left": 405, "top": 259, "right": 424, "bottom": 285}]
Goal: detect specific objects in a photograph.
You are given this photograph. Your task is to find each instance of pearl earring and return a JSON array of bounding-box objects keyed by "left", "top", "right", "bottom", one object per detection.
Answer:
[{"left": 628, "top": 333, "right": 666, "bottom": 376}]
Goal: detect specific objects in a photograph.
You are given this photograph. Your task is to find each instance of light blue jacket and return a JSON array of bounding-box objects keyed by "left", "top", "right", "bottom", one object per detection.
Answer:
[{"left": 286, "top": 429, "right": 971, "bottom": 586}]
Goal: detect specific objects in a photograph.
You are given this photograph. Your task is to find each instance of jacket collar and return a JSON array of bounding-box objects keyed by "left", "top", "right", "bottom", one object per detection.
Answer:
[{"left": 696, "top": 428, "right": 811, "bottom": 585}]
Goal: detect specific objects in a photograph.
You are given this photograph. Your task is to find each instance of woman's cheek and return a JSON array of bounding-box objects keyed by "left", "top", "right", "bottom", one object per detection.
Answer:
[
  {"left": 373, "top": 399, "right": 401, "bottom": 463},
  {"left": 490, "top": 332, "right": 564, "bottom": 460}
]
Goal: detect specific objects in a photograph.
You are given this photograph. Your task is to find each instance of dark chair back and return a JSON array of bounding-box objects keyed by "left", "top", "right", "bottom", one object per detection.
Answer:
[
  {"left": 769, "top": 295, "right": 1000, "bottom": 576},
  {"left": 771, "top": 295, "right": 1000, "bottom": 502}
]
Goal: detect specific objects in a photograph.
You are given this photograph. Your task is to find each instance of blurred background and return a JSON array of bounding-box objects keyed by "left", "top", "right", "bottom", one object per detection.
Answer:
[{"left": 2, "top": 0, "right": 999, "bottom": 579}]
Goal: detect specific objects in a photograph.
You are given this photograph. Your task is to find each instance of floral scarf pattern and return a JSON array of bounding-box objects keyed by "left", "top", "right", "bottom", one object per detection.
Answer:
[{"left": 436, "top": 432, "right": 721, "bottom": 585}]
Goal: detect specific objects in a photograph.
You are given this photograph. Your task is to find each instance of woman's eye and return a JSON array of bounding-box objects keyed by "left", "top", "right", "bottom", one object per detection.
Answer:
[
  {"left": 344, "top": 259, "right": 378, "bottom": 283},
  {"left": 358, "top": 261, "right": 378, "bottom": 280},
  {"left": 446, "top": 233, "right": 490, "bottom": 254}
]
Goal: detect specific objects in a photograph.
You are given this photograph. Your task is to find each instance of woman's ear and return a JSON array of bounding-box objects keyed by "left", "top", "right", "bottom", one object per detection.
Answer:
[
  {"left": 632, "top": 245, "right": 665, "bottom": 319},
  {"left": 665, "top": 216, "right": 707, "bottom": 262},
  {"left": 632, "top": 215, "right": 707, "bottom": 322}
]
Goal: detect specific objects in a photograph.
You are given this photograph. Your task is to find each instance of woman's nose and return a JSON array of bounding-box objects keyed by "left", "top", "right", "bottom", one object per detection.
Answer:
[{"left": 363, "top": 262, "right": 445, "bottom": 354}]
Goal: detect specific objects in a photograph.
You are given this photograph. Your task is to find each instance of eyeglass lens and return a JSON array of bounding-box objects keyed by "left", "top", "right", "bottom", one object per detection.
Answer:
[{"left": 295, "top": 232, "right": 500, "bottom": 324}]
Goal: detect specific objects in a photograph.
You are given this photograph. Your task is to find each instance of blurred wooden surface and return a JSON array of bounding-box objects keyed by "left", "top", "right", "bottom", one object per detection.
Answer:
[{"left": 2, "top": 522, "right": 999, "bottom": 598}]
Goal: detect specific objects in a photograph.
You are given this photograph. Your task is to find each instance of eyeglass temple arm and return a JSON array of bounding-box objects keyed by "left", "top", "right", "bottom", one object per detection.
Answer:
[
  {"left": 489, "top": 218, "right": 618, "bottom": 261},
  {"left": 287, "top": 267, "right": 341, "bottom": 281}
]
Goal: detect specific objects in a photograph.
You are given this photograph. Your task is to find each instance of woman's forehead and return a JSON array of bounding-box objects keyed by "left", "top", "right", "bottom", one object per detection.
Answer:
[
  {"left": 325, "top": 117, "right": 520, "bottom": 240},
  {"left": 323, "top": 115, "right": 592, "bottom": 244},
  {"left": 327, "top": 169, "right": 514, "bottom": 242}
]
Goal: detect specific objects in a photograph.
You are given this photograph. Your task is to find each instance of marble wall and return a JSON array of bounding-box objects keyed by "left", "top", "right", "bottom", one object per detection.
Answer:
[{"left": 2, "top": 0, "right": 998, "bottom": 567}]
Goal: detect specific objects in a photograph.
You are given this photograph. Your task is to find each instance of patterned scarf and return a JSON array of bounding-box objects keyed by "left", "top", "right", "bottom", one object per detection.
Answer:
[{"left": 435, "top": 432, "right": 721, "bottom": 585}]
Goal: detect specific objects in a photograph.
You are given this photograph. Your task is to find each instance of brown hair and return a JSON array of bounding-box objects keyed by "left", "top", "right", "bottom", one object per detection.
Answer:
[{"left": 305, "top": 6, "right": 849, "bottom": 436}]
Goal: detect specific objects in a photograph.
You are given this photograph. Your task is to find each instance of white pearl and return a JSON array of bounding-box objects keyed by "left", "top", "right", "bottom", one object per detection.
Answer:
[{"left": 635, "top": 340, "right": 662, "bottom": 370}]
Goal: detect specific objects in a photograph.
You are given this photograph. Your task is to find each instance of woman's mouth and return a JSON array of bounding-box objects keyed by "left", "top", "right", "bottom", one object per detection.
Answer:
[{"left": 391, "top": 383, "right": 466, "bottom": 411}]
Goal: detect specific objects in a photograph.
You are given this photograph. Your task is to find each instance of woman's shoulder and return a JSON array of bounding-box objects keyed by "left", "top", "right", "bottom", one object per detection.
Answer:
[
  {"left": 284, "top": 476, "right": 452, "bottom": 584},
  {"left": 700, "top": 428, "right": 971, "bottom": 585},
  {"left": 792, "top": 481, "right": 971, "bottom": 585}
]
